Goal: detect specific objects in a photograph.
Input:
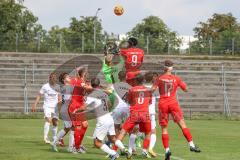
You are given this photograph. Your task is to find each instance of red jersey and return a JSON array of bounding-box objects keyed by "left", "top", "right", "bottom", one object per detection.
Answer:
[
  {"left": 127, "top": 85, "right": 152, "bottom": 113},
  {"left": 154, "top": 74, "right": 187, "bottom": 104},
  {"left": 69, "top": 78, "right": 86, "bottom": 105},
  {"left": 120, "top": 48, "right": 144, "bottom": 72}
]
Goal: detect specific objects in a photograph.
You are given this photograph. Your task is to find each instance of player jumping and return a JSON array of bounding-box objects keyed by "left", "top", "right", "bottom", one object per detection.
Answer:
[
  {"left": 51, "top": 72, "right": 75, "bottom": 153},
  {"left": 114, "top": 74, "right": 152, "bottom": 159},
  {"left": 64, "top": 68, "right": 92, "bottom": 153},
  {"left": 120, "top": 37, "right": 144, "bottom": 86},
  {"left": 152, "top": 60, "right": 201, "bottom": 160}
]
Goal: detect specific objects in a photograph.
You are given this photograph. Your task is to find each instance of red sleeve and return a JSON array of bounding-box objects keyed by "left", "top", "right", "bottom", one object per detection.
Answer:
[
  {"left": 177, "top": 76, "right": 187, "bottom": 90},
  {"left": 120, "top": 49, "right": 127, "bottom": 57},
  {"left": 69, "top": 78, "right": 76, "bottom": 86},
  {"left": 127, "top": 89, "right": 132, "bottom": 104}
]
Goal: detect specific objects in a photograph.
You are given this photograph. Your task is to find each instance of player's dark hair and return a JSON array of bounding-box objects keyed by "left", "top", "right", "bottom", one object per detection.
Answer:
[
  {"left": 153, "top": 72, "right": 158, "bottom": 77},
  {"left": 118, "top": 71, "right": 126, "bottom": 81},
  {"left": 59, "top": 72, "right": 68, "bottom": 84},
  {"left": 78, "top": 67, "right": 87, "bottom": 77},
  {"left": 164, "top": 60, "right": 174, "bottom": 67},
  {"left": 91, "top": 78, "right": 100, "bottom": 88},
  {"left": 49, "top": 72, "right": 56, "bottom": 79},
  {"left": 128, "top": 37, "right": 138, "bottom": 47},
  {"left": 135, "top": 73, "right": 144, "bottom": 84},
  {"left": 145, "top": 71, "right": 153, "bottom": 83}
]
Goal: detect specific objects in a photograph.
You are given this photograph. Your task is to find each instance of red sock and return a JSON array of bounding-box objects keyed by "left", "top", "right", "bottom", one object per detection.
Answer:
[
  {"left": 162, "top": 134, "right": 169, "bottom": 149},
  {"left": 182, "top": 128, "right": 192, "bottom": 142},
  {"left": 143, "top": 138, "right": 150, "bottom": 150},
  {"left": 78, "top": 125, "right": 88, "bottom": 146},
  {"left": 74, "top": 126, "right": 81, "bottom": 150},
  {"left": 112, "top": 145, "right": 118, "bottom": 151}
]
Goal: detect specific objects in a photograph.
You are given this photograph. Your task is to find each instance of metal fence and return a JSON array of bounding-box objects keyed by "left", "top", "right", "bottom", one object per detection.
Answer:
[
  {"left": 1, "top": 34, "right": 240, "bottom": 55},
  {"left": 20, "top": 65, "right": 235, "bottom": 116}
]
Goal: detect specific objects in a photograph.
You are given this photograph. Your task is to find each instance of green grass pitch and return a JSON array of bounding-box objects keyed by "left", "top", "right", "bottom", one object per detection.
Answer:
[{"left": 0, "top": 119, "right": 239, "bottom": 160}]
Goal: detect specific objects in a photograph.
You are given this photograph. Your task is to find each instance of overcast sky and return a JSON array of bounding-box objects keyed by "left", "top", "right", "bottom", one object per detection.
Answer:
[{"left": 24, "top": 0, "right": 240, "bottom": 35}]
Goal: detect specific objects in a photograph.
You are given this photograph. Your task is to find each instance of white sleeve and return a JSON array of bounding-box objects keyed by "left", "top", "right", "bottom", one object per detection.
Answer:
[
  {"left": 39, "top": 85, "right": 45, "bottom": 95},
  {"left": 86, "top": 97, "right": 94, "bottom": 105}
]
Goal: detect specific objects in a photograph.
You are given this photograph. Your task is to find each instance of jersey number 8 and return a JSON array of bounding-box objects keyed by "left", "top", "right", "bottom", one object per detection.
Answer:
[{"left": 137, "top": 92, "right": 145, "bottom": 104}]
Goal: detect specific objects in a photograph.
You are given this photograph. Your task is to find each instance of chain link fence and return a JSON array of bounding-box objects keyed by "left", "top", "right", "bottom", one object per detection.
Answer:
[{"left": 0, "top": 33, "right": 240, "bottom": 55}]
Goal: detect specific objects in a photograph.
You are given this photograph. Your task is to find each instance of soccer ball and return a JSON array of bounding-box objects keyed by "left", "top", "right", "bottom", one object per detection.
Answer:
[{"left": 114, "top": 5, "right": 124, "bottom": 16}]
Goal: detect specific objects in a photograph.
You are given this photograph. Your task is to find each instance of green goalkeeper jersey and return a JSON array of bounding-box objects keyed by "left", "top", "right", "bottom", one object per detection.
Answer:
[
  {"left": 102, "top": 55, "right": 124, "bottom": 106},
  {"left": 102, "top": 56, "right": 124, "bottom": 84}
]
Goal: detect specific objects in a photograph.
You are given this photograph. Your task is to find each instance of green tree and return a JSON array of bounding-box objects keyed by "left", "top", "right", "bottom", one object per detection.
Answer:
[
  {"left": 192, "top": 13, "right": 240, "bottom": 54},
  {"left": 127, "top": 15, "right": 181, "bottom": 54},
  {"left": 40, "top": 16, "right": 105, "bottom": 53},
  {"left": 69, "top": 16, "right": 104, "bottom": 53},
  {"left": 194, "top": 13, "right": 239, "bottom": 41},
  {"left": 0, "top": 0, "right": 45, "bottom": 51},
  {"left": 40, "top": 26, "right": 69, "bottom": 53}
]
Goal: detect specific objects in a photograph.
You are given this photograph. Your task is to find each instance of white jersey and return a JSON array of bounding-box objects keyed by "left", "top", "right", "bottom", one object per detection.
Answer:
[
  {"left": 86, "top": 88, "right": 113, "bottom": 123},
  {"left": 60, "top": 85, "right": 73, "bottom": 122},
  {"left": 113, "top": 82, "right": 131, "bottom": 109},
  {"left": 145, "top": 84, "right": 159, "bottom": 115},
  {"left": 40, "top": 83, "right": 60, "bottom": 108},
  {"left": 60, "top": 85, "right": 73, "bottom": 110}
]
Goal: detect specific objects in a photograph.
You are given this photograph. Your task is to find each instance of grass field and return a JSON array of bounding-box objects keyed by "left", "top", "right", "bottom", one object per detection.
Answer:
[{"left": 0, "top": 119, "right": 239, "bottom": 160}]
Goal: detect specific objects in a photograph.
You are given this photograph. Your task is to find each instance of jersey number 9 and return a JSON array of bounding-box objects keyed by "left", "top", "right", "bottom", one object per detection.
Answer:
[{"left": 131, "top": 55, "right": 138, "bottom": 67}]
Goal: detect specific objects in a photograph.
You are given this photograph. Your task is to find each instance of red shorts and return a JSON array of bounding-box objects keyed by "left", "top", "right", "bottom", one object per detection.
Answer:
[
  {"left": 158, "top": 101, "right": 183, "bottom": 126},
  {"left": 126, "top": 71, "right": 140, "bottom": 86},
  {"left": 122, "top": 113, "right": 151, "bottom": 134}
]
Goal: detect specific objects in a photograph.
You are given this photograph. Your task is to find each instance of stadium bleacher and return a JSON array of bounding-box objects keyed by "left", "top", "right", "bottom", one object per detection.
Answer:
[{"left": 0, "top": 52, "right": 239, "bottom": 116}]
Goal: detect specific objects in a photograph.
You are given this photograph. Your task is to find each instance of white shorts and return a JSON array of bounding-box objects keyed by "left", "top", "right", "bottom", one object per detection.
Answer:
[
  {"left": 112, "top": 107, "right": 129, "bottom": 125},
  {"left": 150, "top": 114, "right": 156, "bottom": 130},
  {"left": 44, "top": 107, "right": 59, "bottom": 119},
  {"left": 93, "top": 120, "right": 116, "bottom": 141},
  {"left": 60, "top": 106, "right": 72, "bottom": 128}
]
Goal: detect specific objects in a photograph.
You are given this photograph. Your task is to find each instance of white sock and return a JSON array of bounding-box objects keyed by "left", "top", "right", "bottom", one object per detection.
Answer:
[
  {"left": 189, "top": 141, "right": 195, "bottom": 148},
  {"left": 44, "top": 122, "right": 50, "bottom": 139},
  {"left": 54, "top": 129, "right": 66, "bottom": 144},
  {"left": 165, "top": 147, "right": 170, "bottom": 153},
  {"left": 100, "top": 144, "right": 116, "bottom": 156},
  {"left": 129, "top": 134, "right": 137, "bottom": 154},
  {"left": 115, "top": 140, "right": 125, "bottom": 150},
  {"left": 149, "top": 133, "right": 156, "bottom": 150},
  {"left": 52, "top": 126, "right": 58, "bottom": 141},
  {"left": 132, "top": 143, "right": 136, "bottom": 152},
  {"left": 69, "top": 131, "right": 74, "bottom": 149}
]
